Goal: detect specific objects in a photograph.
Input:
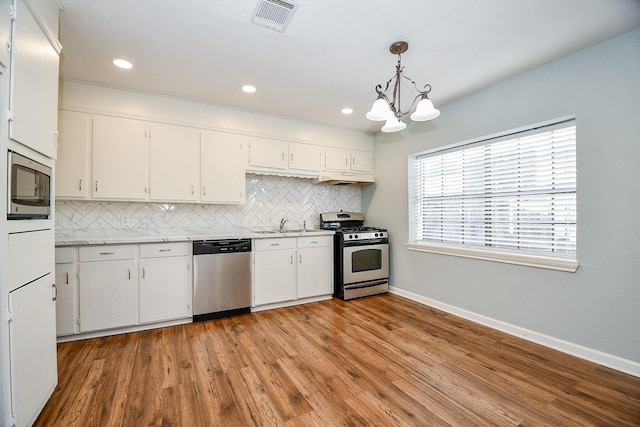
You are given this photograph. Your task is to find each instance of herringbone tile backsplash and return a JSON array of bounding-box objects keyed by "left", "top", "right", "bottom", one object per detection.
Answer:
[{"left": 56, "top": 174, "right": 361, "bottom": 231}]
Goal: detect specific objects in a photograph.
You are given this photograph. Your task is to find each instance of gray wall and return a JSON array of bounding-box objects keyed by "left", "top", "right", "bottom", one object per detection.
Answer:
[{"left": 363, "top": 29, "right": 640, "bottom": 363}]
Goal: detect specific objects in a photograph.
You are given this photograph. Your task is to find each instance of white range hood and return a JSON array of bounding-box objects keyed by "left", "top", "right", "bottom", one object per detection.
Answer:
[{"left": 312, "top": 173, "right": 375, "bottom": 186}]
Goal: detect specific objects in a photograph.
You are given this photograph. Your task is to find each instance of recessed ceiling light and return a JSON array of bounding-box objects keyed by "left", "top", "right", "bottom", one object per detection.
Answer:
[
  {"left": 242, "top": 85, "right": 257, "bottom": 93},
  {"left": 341, "top": 108, "right": 354, "bottom": 115},
  {"left": 113, "top": 59, "right": 133, "bottom": 69}
]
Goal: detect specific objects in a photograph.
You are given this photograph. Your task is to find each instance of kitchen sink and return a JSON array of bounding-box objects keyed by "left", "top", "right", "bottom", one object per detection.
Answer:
[{"left": 252, "top": 229, "right": 308, "bottom": 234}]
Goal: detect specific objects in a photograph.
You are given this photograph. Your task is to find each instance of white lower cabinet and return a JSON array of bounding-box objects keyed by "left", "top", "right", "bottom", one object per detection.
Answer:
[
  {"left": 253, "top": 235, "right": 333, "bottom": 309},
  {"left": 57, "top": 242, "right": 192, "bottom": 338},
  {"left": 139, "top": 242, "right": 192, "bottom": 323},
  {"left": 54, "top": 247, "right": 77, "bottom": 336},
  {"left": 297, "top": 236, "right": 334, "bottom": 299},
  {"left": 8, "top": 275, "right": 58, "bottom": 427},
  {"left": 253, "top": 238, "right": 297, "bottom": 306},
  {"left": 78, "top": 247, "right": 138, "bottom": 332}
]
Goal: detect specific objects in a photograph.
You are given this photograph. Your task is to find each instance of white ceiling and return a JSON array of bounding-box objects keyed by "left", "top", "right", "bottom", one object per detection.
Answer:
[{"left": 58, "top": 0, "right": 640, "bottom": 135}]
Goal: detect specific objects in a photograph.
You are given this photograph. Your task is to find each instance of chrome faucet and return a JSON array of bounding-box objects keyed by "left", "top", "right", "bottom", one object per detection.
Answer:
[{"left": 279, "top": 217, "right": 288, "bottom": 231}]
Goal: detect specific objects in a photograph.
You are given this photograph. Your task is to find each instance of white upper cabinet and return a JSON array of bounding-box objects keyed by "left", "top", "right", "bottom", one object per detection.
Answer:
[
  {"left": 56, "top": 111, "right": 91, "bottom": 199},
  {"left": 201, "top": 131, "right": 247, "bottom": 204},
  {"left": 0, "top": 0, "right": 11, "bottom": 67},
  {"left": 9, "top": 0, "right": 61, "bottom": 158},
  {"left": 149, "top": 123, "right": 199, "bottom": 202},
  {"left": 248, "top": 137, "right": 324, "bottom": 177},
  {"left": 288, "top": 142, "right": 321, "bottom": 173},
  {"left": 350, "top": 150, "right": 374, "bottom": 173},
  {"left": 248, "top": 137, "right": 287, "bottom": 170},
  {"left": 92, "top": 116, "right": 148, "bottom": 200},
  {"left": 324, "top": 148, "right": 373, "bottom": 174}
]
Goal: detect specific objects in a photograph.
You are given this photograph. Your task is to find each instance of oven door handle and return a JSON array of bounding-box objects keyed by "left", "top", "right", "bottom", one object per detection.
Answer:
[
  {"left": 343, "top": 238, "right": 388, "bottom": 247},
  {"left": 344, "top": 279, "right": 389, "bottom": 290}
]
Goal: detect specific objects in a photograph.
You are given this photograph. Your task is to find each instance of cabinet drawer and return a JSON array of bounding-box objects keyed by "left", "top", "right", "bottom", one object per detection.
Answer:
[
  {"left": 79, "top": 244, "right": 136, "bottom": 262},
  {"left": 253, "top": 237, "right": 296, "bottom": 251},
  {"left": 139, "top": 242, "right": 190, "bottom": 258},
  {"left": 55, "top": 247, "right": 75, "bottom": 263},
  {"left": 297, "top": 235, "right": 333, "bottom": 249}
]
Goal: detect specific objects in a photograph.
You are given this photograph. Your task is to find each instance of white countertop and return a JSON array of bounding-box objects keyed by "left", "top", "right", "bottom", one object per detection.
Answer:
[{"left": 55, "top": 227, "right": 334, "bottom": 246}]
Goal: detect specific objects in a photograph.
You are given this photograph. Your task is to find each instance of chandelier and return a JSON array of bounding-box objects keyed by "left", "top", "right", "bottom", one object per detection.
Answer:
[{"left": 366, "top": 41, "right": 440, "bottom": 132}]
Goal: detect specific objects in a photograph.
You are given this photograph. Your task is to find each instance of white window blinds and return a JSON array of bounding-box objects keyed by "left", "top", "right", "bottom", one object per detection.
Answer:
[{"left": 410, "top": 120, "right": 576, "bottom": 258}]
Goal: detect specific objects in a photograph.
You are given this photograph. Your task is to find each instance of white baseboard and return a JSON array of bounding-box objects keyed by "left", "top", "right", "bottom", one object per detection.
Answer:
[{"left": 389, "top": 286, "right": 640, "bottom": 378}]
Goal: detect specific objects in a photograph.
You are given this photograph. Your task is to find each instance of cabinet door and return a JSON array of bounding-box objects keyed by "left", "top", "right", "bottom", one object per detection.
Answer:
[
  {"left": 92, "top": 116, "right": 147, "bottom": 200},
  {"left": 9, "top": 0, "right": 60, "bottom": 158},
  {"left": 350, "top": 150, "right": 374, "bottom": 173},
  {"left": 139, "top": 257, "right": 192, "bottom": 323},
  {"left": 249, "top": 137, "right": 287, "bottom": 169},
  {"left": 297, "top": 245, "right": 334, "bottom": 299},
  {"left": 149, "top": 123, "right": 199, "bottom": 201},
  {"left": 79, "top": 260, "right": 138, "bottom": 331},
  {"left": 8, "top": 275, "right": 57, "bottom": 427},
  {"left": 201, "top": 131, "right": 247, "bottom": 204},
  {"left": 288, "top": 142, "right": 321, "bottom": 173},
  {"left": 324, "top": 147, "right": 351, "bottom": 172},
  {"left": 56, "top": 110, "right": 90, "bottom": 198},
  {"left": 55, "top": 262, "right": 76, "bottom": 336},
  {"left": 253, "top": 249, "right": 296, "bottom": 306}
]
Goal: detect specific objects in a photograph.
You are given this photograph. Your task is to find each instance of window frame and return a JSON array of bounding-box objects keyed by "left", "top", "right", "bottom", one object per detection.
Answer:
[{"left": 407, "top": 117, "right": 579, "bottom": 272}]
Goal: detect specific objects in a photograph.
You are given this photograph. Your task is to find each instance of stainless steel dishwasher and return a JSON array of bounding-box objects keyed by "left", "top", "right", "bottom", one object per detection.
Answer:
[{"left": 193, "top": 239, "right": 252, "bottom": 321}]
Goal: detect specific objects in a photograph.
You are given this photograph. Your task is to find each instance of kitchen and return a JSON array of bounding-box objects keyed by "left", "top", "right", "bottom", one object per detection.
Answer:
[{"left": 1, "top": 1, "right": 640, "bottom": 426}]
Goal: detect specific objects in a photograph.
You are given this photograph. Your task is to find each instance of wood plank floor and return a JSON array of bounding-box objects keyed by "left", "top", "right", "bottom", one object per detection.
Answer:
[{"left": 36, "top": 294, "right": 640, "bottom": 426}]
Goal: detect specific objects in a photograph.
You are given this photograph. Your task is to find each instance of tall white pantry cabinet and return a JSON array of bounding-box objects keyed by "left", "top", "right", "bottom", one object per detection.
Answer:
[{"left": 0, "top": 1, "right": 61, "bottom": 427}]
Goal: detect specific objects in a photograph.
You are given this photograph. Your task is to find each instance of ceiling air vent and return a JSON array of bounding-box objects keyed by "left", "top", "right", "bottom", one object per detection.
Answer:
[{"left": 251, "top": 0, "right": 299, "bottom": 33}]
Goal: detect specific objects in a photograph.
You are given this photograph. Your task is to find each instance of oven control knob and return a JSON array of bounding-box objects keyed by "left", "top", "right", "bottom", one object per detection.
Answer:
[
  {"left": 354, "top": 234, "right": 359, "bottom": 239},
  {"left": 348, "top": 234, "right": 353, "bottom": 239}
]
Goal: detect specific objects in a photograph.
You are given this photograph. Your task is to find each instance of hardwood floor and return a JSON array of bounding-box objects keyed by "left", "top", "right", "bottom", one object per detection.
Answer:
[{"left": 36, "top": 294, "right": 640, "bottom": 426}]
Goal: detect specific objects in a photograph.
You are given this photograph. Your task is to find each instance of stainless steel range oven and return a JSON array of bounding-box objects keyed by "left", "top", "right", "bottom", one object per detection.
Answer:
[{"left": 321, "top": 212, "right": 389, "bottom": 300}]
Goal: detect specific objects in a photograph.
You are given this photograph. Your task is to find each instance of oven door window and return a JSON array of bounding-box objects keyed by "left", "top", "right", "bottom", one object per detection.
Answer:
[{"left": 352, "top": 248, "right": 382, "bottom": 272}]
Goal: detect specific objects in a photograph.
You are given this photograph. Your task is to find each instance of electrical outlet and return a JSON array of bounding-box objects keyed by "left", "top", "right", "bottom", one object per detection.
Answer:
[{"left": 120, "top": 214, "right": 130, "bottom": 227}]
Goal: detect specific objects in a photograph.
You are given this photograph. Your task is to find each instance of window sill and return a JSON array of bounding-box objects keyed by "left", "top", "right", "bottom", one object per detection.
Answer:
[{"left": 406, "top": 242, "right": 579, "bottom": 272}]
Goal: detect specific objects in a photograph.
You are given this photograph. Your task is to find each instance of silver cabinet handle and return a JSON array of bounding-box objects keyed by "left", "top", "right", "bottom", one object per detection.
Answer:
[
  {"left": 52, "top": 284, "right": 57, "bottom": 301},
  {"left": 352, "top": 157, "right": 355, "bottom": 166},
  {"left": 159, "top": 248, "right": 172, "bottom": 252},
  {"left": 191, "top": 185, "right": 194, "bottom": 195},
  {"left": 95, "top": 180, "right": 98, "bottom": 192},
  {"left": 290, "top": 255, "right": 293, "bottom": 264},
  {"left": 142, "top": 268, "right": 145, "bottom": 279},
  {"left": 79, "top": 179, "right": 82, "bottom": 191},
  {"left": 299, "top": 254, "right": 302, "bottom": 263},
  {"left": 290, "top": 153, "right": 293, "bottom": 162},
  {"left": 345, "top": 157, "right": 348, "bottom": 166},
  {"left": 203, "top": 186, "right": 206, "bottom": 196},
  {"left": 65, "top": 272, "right": 69, "bottom": 285},
  {"left": 128, "top": 269, "right": 131, "bottom": 280},
  {"left": 281, "top": 152, "right": 285, "bottom": 161},
  {"left": 270, "top": 243, "right": 280, "bottom": 247},
  {"left": 100, "top": 252, "right": 114, "bottom": 255}
]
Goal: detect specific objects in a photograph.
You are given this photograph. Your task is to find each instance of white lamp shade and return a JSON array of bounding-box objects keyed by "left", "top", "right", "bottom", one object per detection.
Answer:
[
  {"left": 366, "top": 98, "right": 393, "bottom": 121},
  {"left": 410, "top": 98, "right": 440, "bottom": 121},
  {"left": 381, "top": 116, "right": 407, "bottom": 133}
]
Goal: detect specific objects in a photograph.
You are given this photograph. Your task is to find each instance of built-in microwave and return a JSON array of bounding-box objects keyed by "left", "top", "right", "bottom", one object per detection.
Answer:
[{"left": 7, "top": 150, "right": 51, "bottom": 219}]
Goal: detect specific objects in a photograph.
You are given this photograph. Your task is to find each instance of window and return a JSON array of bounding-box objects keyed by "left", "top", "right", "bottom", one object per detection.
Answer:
[{"left": 408, "top": 119, "right": 578, "bottom": 272}]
